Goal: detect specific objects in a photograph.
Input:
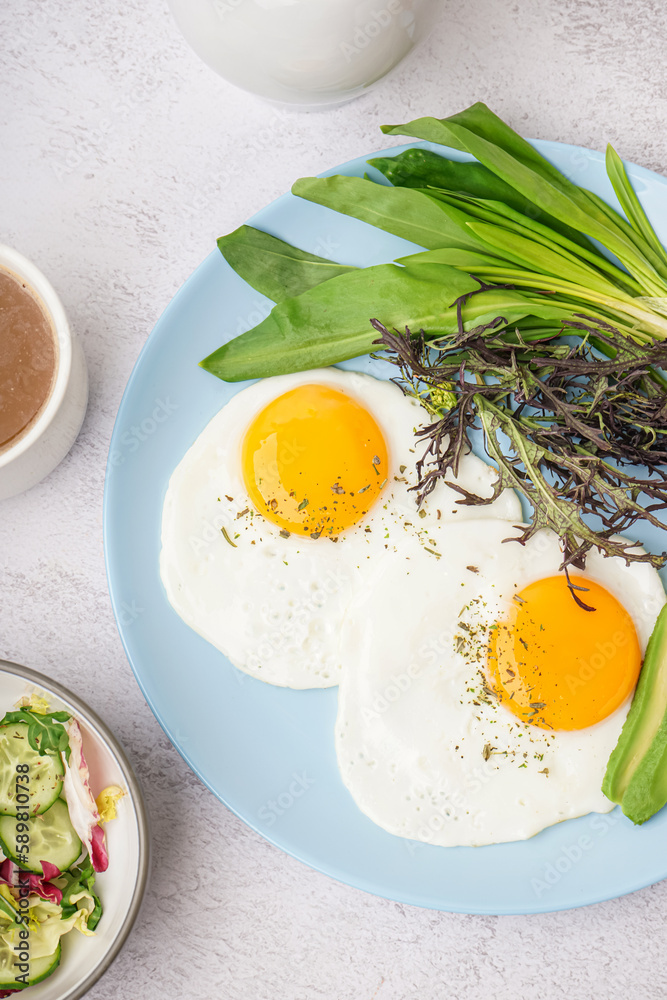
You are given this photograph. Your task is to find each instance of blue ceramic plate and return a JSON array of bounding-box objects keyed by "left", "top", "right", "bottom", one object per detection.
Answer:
[{"left": 104, "top": 139, "right": 667, "bottom": 914}]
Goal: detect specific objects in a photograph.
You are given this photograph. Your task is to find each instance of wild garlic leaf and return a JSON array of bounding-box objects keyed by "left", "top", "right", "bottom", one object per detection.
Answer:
[
  {"left": 217, "top": 225, "right": 356, "bottom": 303},
  {"left": 292, "top": 174, "right": 484, "bottom": 252},
  {"left": 368, "top": 147, "right": 591, "bottom": 249},
  {"left": 382, "top": 102, "right": 667, "bottom": 296},
  {"left": 605, "top": 144, "right": 667, "bottom": 266}
]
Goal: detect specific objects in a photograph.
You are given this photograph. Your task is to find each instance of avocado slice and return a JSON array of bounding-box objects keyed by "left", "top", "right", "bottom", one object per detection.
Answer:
[{"left": 603, "top": 602, "right": 667, "bottom": 823}]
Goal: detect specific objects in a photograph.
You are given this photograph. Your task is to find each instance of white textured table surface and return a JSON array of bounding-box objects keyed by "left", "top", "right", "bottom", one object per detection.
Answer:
[{"left": 3, "top": 1, "right": 667, "bottom": 997}]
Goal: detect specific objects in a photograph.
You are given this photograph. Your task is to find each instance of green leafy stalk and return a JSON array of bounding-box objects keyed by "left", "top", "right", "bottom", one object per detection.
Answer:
[
  {"left": 605, "top": 145, "right": 667, "bottom": 264},
  {"left": 381, "top": 102, "right": 667, "bottom": 295},
  {"left": 422, "top": 190, "right": 643, "bottom": 295},
  {"left": 292, "top": 174, "right": 488, "bottom": 252},
  {"left": 217, "top": 225, "right": 356, "bottom": 302},
  {"left": 368, "top": 147, "right": 593, "bottom": 249},
  {"left": 205, "top": 102, "right": 667, "bottom": 384},
  {"left": 397, "top": 248, "right": 667, "bottom": 341},
  {"left": 200, "top": 262, "right": 582, "bottom": 381}
]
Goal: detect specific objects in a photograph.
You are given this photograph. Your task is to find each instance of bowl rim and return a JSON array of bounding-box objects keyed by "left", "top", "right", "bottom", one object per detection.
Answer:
[
  {"left": 0, "top": 658, "right": 150, "bottom": 1000},
  {"left": 0, "top": 245, "right": 73, "bottom": 470}
]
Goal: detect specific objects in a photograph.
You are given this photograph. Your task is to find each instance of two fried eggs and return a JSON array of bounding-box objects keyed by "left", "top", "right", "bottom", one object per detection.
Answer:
[{"left": 160, "top": 368, "right": 666, "bottom": 846}]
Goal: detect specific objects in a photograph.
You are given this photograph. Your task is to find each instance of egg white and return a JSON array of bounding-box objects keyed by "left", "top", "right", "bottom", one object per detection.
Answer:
[
  {"left": 335, "top": 518, "right": 666, "bottom": 846},
  {"left": 160, "top": 368, "right": 522, "bottom": 688}
]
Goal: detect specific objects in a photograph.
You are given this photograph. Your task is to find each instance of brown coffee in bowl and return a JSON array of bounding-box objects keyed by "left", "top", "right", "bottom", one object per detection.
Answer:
[{"left": 0, "top": 266, "right": 58, "bottom": 452}]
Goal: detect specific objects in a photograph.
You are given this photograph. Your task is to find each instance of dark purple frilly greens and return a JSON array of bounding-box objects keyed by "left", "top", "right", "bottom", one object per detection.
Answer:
[{"left": 373, "top": 309, "right": 667, "bottom": 601}]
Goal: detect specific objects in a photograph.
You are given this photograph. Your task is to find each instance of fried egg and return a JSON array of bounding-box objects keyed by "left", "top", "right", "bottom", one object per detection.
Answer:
[
  {"left": 160, "top": 368, "right": 521, "bottom": 688},
  {"left": 335, "top": 518, "right": 666, "bottom": 845}
]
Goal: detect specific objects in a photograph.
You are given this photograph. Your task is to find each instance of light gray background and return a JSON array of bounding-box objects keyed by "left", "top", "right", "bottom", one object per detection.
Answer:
[{"left": 2, "top": 1, "right": 667, "bottom": 997}]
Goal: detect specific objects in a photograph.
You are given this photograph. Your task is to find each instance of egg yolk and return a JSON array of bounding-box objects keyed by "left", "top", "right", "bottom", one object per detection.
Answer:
[
  {"left": 241, "top": 384, "right": 389, "bottom": 538},
  {"left": 486, "top": 575, "right": 641, "bottom": 731}
]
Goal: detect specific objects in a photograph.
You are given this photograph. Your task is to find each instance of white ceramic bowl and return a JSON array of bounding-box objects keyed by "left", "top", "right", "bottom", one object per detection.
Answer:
[
  {"left": 0, "top": 246, "right": 88, "bottom": 501},
  {"left": 0, "top": 659, "right": 149, "bottom": 999},
  {"left": 168, "top": 0, "right": 441, "bottom": 107}
]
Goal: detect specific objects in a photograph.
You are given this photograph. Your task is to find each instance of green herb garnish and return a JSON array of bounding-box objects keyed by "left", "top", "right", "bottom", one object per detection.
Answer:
[
  {"left": 220, "top": 526, "right": 237, "bottom": 547},
  {"left": 375, "top": 315, "right": 667, "bottom": 596}
]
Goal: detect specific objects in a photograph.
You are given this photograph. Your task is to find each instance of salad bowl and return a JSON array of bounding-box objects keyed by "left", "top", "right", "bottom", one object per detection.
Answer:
[{"left": 0, "top": 660, "right": 149, "bottom": 999}]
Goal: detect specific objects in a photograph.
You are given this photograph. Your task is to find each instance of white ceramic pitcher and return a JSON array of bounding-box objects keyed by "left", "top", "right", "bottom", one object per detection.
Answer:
[{"left": 168, "top": 0, "right": 441, "bottom": 107}]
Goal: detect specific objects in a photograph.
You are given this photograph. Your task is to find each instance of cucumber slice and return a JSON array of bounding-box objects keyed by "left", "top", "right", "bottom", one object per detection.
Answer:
[
  {"left": 0, "top": 939, "right": 61, "bottom": 989},
  {"left": 0, "top": 799, "right": 82, "bottom": 875},
  {"left": 0, "top": 723, "right": 64, "bottom": 816}
]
